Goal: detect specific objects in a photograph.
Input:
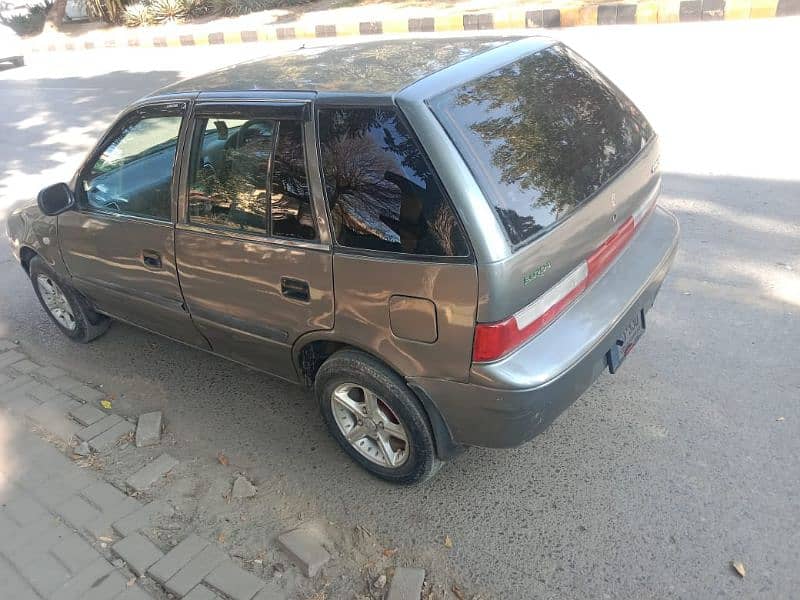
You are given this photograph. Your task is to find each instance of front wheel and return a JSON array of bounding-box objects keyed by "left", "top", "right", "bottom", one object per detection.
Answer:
[
  {"left": 315, "top": 349, "right": 441, "bottom": 484},
  {"left": 29, "top": 256, "right": 110, "bottom": 343}
]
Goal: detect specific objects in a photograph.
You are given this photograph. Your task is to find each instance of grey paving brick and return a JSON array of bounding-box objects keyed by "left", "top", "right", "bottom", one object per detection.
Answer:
[
  {"left": 148, "top": 534, "right": 209, "bottom": 584},
  {"left": 3, "top": 494, "right": 50, "bottom": 526},
  {"left": 0, "top": 349, "right": 26, "bottom": 368},
  {"left": 49, "top": 374, "right": 85, "bottom": 392},
  {"left": 386, "top": 567, "right": 426, "bottom": 600},
  {"left": 0, "top": 372, "right": 10, "bottom": 387},
  {"left": 82, "top": 481, "right": 133, "bottom": 511},
  {"left": 28, "top": 381, "right": 63, "bottom": 402},
  {"left": 135, "top": 411, "right": 162, "bottom": 447},
  {"left": 5, "top": 394, "right": 40, "bottom": 416},
  {"left": 26, "top": 399, "right": 82, "bottom": 441},
  {"left": 0, "top": 556, "right": 40, "bottom": 599},
  {"left": 51, "top": 530, "right": 101, "bottom": 573},
  {"left": 88, "top": 420, "right": 134, "bottom": 453},
  {"left": 77, "top": 414, "right": 122, "bottom": 442},
  {"left": 277, "top": 528, "right": 331, "bottom": 577},
  {"left": 112, "top": 532, "right": 164, "bottom": 576},
  {"left": 184, "top": 584, "right": 222, "bottom": 600},
  {"left": 0, "top": 373, "right": 33, "bottom": 393},
  {"left": 39, "top": 365, "right": 67, "bottom": 379},
  {"left": 54, "top": 494, "right": 102, "bottom": 529},
  {"left": 81, "top": 482, "right": 141, "bottom": 538},
  {"left": 126, "top": 453, "right": 177, "bottom": 492},
  {"left": 112, "top": 500, "right": 174, "bottom": 537},
  {"left": 0, "top": 511, "right": 55, "bottom": 556},
  {"left": 252, "top": 583, "right": 285, "bottom": 600},
  {"left": 114, "top": 585, "right": 157, "bottom": 600},
  {"left": 70, "top": 403, "right": 107, "bottom": 426},
  {"left": 70, "top": 384, "right": 106, "bottom": 403},
  {"left": 82, "top": 567, "right": 128, "bottom": 600},
  {"left": 204, "top": 560, "right": 264, "bottom": 600},
  {"left": 164, "top": 544, "right": 227, "bottom": 598},
  {"left": 11, "top": 359, "right": 39, "bottom": 374},
  {"left": 7, "top": 521, "right": 72, "bottom": 571},
  {"left": 19, "top": 551, "right": 73, "bottom": 596},
  {"left": 50, "top": 556, "right": 115, "bottom": 600},
  {"left": 26, "top": 468, "right": 95, "bottom": 510}
]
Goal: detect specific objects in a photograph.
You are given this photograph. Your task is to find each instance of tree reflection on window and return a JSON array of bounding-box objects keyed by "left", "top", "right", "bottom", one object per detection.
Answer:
[
  {"left": 432, "top": 44, "right": 653, "bottom": 245},
  {"left": 318, "top": 108, "right": 468, "bottom": 257}
]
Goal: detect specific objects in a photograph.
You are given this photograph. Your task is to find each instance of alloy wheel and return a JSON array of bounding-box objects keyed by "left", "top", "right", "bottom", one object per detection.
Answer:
[
  {"left": 36, "top": 274, "right": 77, "bottom": 331},
  {"left": 330, "top": 382, "right": 410, "bottom": 468}
]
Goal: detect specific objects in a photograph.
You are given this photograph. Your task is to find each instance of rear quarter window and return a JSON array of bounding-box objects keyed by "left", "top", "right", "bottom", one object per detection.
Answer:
[
  {"left": 429, "top": 43, "right": 654, "bottom": 246},
  {"left": 317, "top": 107, "right": 469, "bottom": 258}
]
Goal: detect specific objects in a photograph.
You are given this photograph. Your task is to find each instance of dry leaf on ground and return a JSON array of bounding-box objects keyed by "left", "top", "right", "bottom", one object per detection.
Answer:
[
  {"left": 451, "top": 583, "right": 465, "bottom": 599},
  {"left": 444, "top": 535, "right": 453, "bottom": 548},
  {"left": 732, "top": 560, "right": 746, "bottom": 577},
  {"left": 100, "top": 399, "right": 112, "bottom": 409},
  {"left": 218, "top": 452, "right": 229, "bottom": 466}
]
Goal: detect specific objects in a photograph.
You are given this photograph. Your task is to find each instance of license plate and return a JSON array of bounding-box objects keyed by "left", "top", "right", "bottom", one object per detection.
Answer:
[{"left": 606, "top": 309, "right": 646, "bottom": 374}]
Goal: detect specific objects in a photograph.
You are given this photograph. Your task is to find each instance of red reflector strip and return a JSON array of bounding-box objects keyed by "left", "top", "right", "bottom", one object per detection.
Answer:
[
  {"left": 586, "top": 216, "right": 634, "bottom": 282},
  {"left": 473, "top": 198, "right": 658, "bottom": 363}
]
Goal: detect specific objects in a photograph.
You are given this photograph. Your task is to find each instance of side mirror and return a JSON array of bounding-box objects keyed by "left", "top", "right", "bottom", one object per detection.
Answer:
[{"left": 37, "top": 183, "right": 75, "bottom": 216}]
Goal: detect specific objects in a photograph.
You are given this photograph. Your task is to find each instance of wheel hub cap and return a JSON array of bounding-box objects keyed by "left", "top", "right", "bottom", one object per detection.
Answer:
[
  {"left": 36, "top": 275, "right": 76, "bottom": 331},
  {"left": 331, "top": 383, "right": 410, "bottom": 468}
]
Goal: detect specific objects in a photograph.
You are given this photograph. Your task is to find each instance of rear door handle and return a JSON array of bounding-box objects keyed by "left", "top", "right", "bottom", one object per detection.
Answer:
[
  {"left": 142, "top": 250, "right": 162, "bottom": 270},
  {"left": 281, "top": 277, "right": 310, "bottom": 302}
]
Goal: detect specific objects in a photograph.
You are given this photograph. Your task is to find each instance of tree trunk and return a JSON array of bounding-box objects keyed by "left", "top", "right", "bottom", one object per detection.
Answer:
[{"left": 43, "top": 0, "right": 67, "bottom": 31}]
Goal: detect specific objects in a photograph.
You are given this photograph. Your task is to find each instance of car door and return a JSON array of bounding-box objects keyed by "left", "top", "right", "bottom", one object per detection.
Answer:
[
  {"left": 57, "top": 101, "right": 209, "bottom": 348},
  {"left": 174, "top": 99, "right": 334, "bottom": 381}
]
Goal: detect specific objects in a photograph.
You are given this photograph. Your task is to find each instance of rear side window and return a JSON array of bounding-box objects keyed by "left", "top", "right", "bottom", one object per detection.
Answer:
[
  {"left": 187, "top": 117, "right": 315, "bottom": 240},
  {"left": 317, "top": 107, "right": 468, "bottom": 257},
  {"left": 430, "top": 43, "right": 654, "bottom": 246}
]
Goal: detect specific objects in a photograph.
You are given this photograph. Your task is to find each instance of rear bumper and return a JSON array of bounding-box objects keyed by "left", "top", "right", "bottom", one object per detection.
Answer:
[{"left": 409, "top": 206, "right": 680, "bottom": 449}]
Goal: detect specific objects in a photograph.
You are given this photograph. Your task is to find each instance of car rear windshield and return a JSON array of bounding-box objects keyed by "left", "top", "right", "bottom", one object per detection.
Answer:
[{"left": 429, "top": 43, "right": 654, "bottom": 246}]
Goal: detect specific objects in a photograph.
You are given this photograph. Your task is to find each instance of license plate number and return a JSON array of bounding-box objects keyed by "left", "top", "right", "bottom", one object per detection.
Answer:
[{"left": 606, "top": 309, "right": 646, "bottom": 374}]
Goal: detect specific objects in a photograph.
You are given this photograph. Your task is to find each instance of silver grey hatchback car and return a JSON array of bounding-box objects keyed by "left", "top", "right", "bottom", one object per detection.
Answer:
[{"left": 7, "top": 36, "right": 678, "bottom": 483}]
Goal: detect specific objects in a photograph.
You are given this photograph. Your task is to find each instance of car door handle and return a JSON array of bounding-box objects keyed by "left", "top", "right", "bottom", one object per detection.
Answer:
[
  {"left": 281, "top": 277, "right": 310, "bottom": 302},
  {"left": 142, "top": 250, "right": 162, "bottom": 270}
]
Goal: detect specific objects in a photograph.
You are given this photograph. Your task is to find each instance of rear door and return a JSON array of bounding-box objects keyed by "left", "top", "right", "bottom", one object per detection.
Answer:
[
  {"left": 58, "top": 101, "right": 209, "bottom": 346},
  {"left": 316, "top": 106, "right": 478, "bottom": 381},
  {"left": 174, "top": 100, "right": 333, "bottom": 381}
]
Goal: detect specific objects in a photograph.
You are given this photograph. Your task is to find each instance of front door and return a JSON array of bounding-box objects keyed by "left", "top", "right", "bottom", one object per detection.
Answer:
[
  {"left": 174, "top": 100, "right": 334, "bottom": 381},
  {"left": 58, "top": 102, "right": 209, "bottom": 347}
]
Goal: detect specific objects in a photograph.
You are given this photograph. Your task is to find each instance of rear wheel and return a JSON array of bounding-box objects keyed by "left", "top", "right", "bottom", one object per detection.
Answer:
[
  {"left": 29, "top": 256, "right": 110, "bottom": 343},
  {"left": 11, "top": 56, "right": 24, "bottom": 67},
  {"left": 315, "top": 349, "right": 441, "bottom": 484}
]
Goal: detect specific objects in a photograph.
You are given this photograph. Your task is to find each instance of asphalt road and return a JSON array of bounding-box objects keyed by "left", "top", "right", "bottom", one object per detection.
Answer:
[{"left": 2, "top": 18, "right": 799, "bottom": 599}]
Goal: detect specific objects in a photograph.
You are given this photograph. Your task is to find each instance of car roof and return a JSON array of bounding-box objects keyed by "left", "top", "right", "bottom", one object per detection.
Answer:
[{"left": 153, "top": 36, "right": 524, "bottom": 98}]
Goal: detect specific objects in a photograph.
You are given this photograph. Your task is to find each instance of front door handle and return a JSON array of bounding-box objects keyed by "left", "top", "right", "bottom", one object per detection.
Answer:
[
  {"left": 281, "top": 277, "right": 310, "bottom": 302},
  {"left": 142, "top": 250, "right": 162, "bottom": 270}
]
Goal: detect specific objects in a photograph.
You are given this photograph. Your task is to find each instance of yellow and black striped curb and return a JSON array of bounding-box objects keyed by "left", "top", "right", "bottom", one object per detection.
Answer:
[{"left": 31, "top": 0, "right": 800, "bottom": 52}]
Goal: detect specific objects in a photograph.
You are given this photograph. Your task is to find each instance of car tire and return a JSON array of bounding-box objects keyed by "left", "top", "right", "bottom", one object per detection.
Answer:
[
  {"left": 315, "top": 349, "right": 442, "bottom": 485},
  {"left": 29, "top": 256, "right": 111, "bottom": 343}
]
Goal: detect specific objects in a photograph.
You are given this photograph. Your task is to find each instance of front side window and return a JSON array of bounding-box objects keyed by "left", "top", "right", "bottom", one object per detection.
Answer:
[
  {"left": 83, "top": 113, "right": 182, "bottom": 221},
  {"left": 317, "top": 107, "right": 468, "bottom": 257},
  {"left": 187, "top": 116, "right": 315, "bottom": 240}
]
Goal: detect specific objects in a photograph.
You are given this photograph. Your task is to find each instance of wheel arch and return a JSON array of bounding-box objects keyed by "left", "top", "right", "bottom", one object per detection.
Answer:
[
  {"left": 19, "top": 246, "right": 38, "bottom": 273},
  {"left": 294, "top": 333, "right": 463, "bottom": 460}
]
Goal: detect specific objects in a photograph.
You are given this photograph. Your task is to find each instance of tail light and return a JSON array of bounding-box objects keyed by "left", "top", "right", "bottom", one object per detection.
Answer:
[{"left": 473, "top": 191, "right": 659, "bottom": 363}]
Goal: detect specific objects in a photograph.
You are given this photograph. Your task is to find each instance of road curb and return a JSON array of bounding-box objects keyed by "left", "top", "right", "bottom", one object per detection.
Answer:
[{"left": 28, "top": 0, "right": 800, "bottom": 53}]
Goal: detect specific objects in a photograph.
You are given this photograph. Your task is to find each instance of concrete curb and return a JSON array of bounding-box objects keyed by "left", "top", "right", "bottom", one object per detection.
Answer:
[{"left": 28, "top": 0, "right": 800, "bottom": 53}]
